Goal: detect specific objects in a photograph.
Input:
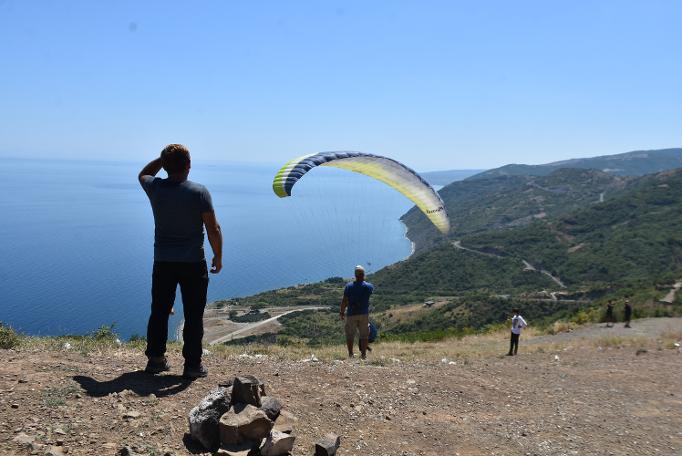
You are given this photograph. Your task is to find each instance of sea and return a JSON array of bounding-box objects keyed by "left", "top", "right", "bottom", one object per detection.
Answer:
[{"left": 1, "top": 157, "right": 423, "bottom": 339}]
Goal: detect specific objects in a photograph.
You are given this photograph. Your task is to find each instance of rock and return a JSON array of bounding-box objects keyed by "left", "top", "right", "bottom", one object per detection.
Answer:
[
  {"left": 260, "top": 397, "right": 282, "bottom": 421},
  {"left": 231, "top": 376, "right": 264, "bottom": 407},
  {"left": 216, "top": 442, "right": 254, "bottom": 456},
  {"left": 29, "top": 441, "right": 46, "bottom": 453},
  {"left": 117, "top": 446, "right": 138, "bottom": 456},
  {"left": 123, "top": 410, "right": 141, "bottom": 419},
  {"left": 45, "top": 446, "right": 66, "bottom": 456},
  {"left": 188, "top": 387, "right": 232, "bottom": 451},
  {"left": 220, "top": 404, "right": 273, "bottom": 446},
  {"left": 315, "top": 433, "right": 341, "bottom": 456},
  {"left": 12, "top": 432, "right": 34, "bottom": 446},
  {"left": 260, "top": 430, "right": 295, "bottom": 456},
  {"left": 273, "top": 423, "right": 294, "bottom": 435},
  {"left": 273, "top": 410, "right": 298, "bottom": 434},
  {"left": 636, "top": 348, "right": 648, "bottom": 355}
]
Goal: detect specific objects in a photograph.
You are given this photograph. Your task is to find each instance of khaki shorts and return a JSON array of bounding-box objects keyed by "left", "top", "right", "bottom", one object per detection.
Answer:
[{"left": 345, "top": 314, "right": 369, "bottom": 340}]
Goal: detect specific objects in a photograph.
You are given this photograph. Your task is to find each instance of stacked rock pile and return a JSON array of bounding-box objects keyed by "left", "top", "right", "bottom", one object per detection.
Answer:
[{"left": 188, "top": 375, "right": 340, "bottom": 456}]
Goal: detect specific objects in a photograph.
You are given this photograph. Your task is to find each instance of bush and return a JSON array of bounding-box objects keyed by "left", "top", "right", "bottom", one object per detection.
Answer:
[
  {"left": 89, "top": 324, "right": 118, "bottom": 341},
  {"left": 0, "top": 322, "right": 20, "bottom": 349}
]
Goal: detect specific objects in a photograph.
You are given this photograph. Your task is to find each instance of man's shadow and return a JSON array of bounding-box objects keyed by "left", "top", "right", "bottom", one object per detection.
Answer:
[{"left": 73, "top": 371, "right": 193, "bottom": 398}]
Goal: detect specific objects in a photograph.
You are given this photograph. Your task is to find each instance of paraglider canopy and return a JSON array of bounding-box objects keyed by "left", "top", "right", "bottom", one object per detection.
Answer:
[{"left": 272, "top": 151, "right": 450, "bottom": 234}]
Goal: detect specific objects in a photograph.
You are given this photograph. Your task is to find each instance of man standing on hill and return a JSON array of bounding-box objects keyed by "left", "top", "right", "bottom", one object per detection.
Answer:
[
  {"left": 138, "top": 144, "right": 223, "bottom": 379},
  {"left": 340, "top": 265, "right": 374, "bottom": 359},
  {"left": 605, "top": 300, "right": 615, "bottom": 328},
  {"left": 623, "top": 298, "right": 632, "bottom": 328},
  {"left": 507, "top": 308, "right": 527, "bottom": 356}
]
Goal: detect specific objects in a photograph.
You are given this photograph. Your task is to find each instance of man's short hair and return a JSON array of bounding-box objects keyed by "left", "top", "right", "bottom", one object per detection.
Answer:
[
  {"left": 512, "top": 307, "right": 520, "bottom": 314},
  {"left": 160, "top": 144, "right": 190, "bottom": 174}
]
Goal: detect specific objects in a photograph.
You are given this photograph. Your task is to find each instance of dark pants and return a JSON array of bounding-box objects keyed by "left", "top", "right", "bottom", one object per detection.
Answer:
[
  {"left": 509, "top": 332, "right": 520, "bottom": 355},
  {"left": 145, "top": 261, "right": 208, "bottom": 367}
]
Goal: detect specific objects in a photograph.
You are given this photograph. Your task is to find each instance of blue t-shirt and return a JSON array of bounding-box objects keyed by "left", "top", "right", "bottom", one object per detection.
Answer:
[
  {"left": 141, "top": 176, "right": 214, "bottom": 262},
  {"left": 344, "top": 281, "right": 374, "bottom": 316}
]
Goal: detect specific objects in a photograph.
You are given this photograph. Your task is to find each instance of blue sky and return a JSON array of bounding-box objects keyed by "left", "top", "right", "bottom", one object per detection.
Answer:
[{"left": 1, "top": 1, "right": 681, "bottom": 170}]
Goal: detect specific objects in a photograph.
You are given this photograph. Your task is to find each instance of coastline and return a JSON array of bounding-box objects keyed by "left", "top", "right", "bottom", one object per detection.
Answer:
[
  {"left": 400, "top": 220, "right": 416, "bottom": 259},
  {"left": 176, "top": 217, "right": 416, "bottom": 341}
]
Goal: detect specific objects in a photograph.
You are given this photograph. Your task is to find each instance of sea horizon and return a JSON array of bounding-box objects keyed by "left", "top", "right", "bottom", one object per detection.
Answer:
[{"left": 1, "top": 157, "right": 424, "bottom": 339}]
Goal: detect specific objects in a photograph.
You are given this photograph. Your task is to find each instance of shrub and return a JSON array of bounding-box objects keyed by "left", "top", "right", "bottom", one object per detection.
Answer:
[
  {"left": 89, "top": 324, "right": 118, "bottom": 341},
  {"left": 0, "top": 322, "right": 20, "bottom": 349}
]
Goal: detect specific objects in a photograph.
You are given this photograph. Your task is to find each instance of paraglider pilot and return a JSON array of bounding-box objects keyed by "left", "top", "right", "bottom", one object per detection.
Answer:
[{"left": 340, "top": 265, "right": 374, "bottom": 359}]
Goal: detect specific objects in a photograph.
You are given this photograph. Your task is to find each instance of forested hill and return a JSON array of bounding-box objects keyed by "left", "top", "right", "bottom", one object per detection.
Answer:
[
  {"left": 387, "top": 168, "right": 682, "bottom": 295},
  {"left": 403, "top": 168, "right": 630, "bottom": 250},
  {"left": 470, "top": 148, "right": 682, "bottom": 180},
  {"left": 403, "top": 148, "right": 682, "bottom": 251}
]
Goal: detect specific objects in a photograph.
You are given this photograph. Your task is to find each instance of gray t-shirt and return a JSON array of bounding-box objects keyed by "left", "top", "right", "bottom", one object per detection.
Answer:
[{"left": 140, "top": 176, "right": 214, "bottom": 262}]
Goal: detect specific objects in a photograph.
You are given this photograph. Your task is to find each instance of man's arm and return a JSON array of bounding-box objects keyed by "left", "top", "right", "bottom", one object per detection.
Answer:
[
  {"left": 340, "top": 296, "right": 348, "bottom": 320},
  {"left": 138, "top": 157, "right": 163, "bottom": 185},
  {"left": 202, "top": 211, "right": 223, "bottom": 274}
]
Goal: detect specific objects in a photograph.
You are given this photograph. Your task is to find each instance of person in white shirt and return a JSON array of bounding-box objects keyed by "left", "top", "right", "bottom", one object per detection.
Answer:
[{"left": 507, "top": 308, "right": 527, "bottom": 356}]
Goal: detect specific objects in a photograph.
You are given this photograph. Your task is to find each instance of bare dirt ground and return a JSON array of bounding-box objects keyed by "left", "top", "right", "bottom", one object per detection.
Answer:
[
  {"left": 201, "top": 306, "right": 327, "bottom": 345},
  {"left": 2, "top": 318, "right": 682, "bottom": 456}
]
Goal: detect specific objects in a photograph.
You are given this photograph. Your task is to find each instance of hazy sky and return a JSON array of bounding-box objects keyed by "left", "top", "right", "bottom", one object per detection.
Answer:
[{"left": 1, "top": 1, "right": 681, "bottom": 170}]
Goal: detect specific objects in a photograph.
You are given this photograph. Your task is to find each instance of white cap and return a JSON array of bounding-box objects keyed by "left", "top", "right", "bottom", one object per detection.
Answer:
[{"left": 355, "top": 265, "right": 365, "bottom": 273}]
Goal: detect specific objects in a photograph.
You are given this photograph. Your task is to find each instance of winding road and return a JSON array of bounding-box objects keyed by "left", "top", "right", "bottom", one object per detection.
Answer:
[
  {"left": 453, "top": 240, "right": 567, "bottom": 289},
  {"left": 207, "top": 306, "right": 327, "bottom": 345}
]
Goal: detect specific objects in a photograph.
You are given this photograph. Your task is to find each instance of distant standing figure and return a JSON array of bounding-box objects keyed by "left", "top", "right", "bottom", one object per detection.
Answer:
[
  {"left": 623, "top": 299, "right": 632, "bottom": 328},
  {"left": 138, "top": 144, "right": 223, "bottom": 379},
  {"left": 507, "top": 308, "right": 527, "bottom": 356},
  {"left": 605, "top": 300, "right": 615, "bottom": 327},
  {"left": 340, "top": 265, "right": 374, "bottom": 359}
]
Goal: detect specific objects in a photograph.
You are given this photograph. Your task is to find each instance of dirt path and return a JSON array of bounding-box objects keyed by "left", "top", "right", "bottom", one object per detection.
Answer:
[
  {"left": 660, "top": 280, "right": 682, "bottom": 304},
  {"left": 528, "top": 317, "right": 682, "bottom": 345},
  {"left": 2, "top": 320, "right": 681, "bottom": 455},
  {"left": 454, "top": 240, "right": 567, "bottom": 288},
  {"left": 208, "top": 306, "right": 327, "bottom": 345}
]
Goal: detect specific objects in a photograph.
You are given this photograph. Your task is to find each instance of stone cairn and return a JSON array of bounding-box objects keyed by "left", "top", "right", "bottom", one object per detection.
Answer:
[{"left": 188, "top": 375, "right": 340, "bottom": 456}]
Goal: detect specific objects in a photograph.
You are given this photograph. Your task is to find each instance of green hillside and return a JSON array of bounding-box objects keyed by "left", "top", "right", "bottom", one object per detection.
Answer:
[
  {"left": 403, "top": 168, "right": 629, "bottom": 250},
  {"left": 471, "top": 148, "right": 682, "bottom": 179},
  {"left": 462, "top": 169, "right": 682, "bottom": 286}
]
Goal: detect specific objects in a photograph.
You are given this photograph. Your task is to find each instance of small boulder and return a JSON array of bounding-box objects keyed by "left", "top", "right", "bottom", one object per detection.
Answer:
[
  {"left": 260, "top": 396, "right": 282, "bottom": 421},
  {"left": 315, "top": 433, "right": 341, "bottom": 456},
  {"left": 273, "top": 410, "right": 297, "bottom": 434},
  {"left": 260, "top": 430, "right": 295, "bottom": 456},
  {"left": 45, "top": 446, "right": 67, "bottom": 456},
  {"left": 12, "top": 433, "right": 34, "bottom": 446},
  {"left": 216, "top": 442, "right": 255, "bottom": 456},
  {"left": 188, "top": 387, "right": 232, "bottom": 451},
  {"left": 220, "top": 404, "right": 273, "bottom": 446},
  {"left": 231, "top": 376, "right": 263, "bottom": 407}
]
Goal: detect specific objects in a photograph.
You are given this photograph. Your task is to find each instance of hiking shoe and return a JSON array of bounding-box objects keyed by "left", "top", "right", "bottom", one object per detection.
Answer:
[
  {"left": 183, "top": 364, "right": 208, "bottom": 379},
  {"left": 145, "top": 357, "right": 170, "bottom": 374}
]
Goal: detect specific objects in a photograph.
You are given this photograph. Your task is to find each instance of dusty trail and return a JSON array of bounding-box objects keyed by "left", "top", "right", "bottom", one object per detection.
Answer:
[
  {"left": 453, "top": 240, "right": 567, "bottom": 288},
  {"left": 207, "top": 306, "right": 327, "bottom": 345}
]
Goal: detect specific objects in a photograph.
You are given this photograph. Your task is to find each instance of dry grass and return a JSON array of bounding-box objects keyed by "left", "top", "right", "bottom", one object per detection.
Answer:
[{"left": 15, "top": 321, "right": 681, "bottom": 366}]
